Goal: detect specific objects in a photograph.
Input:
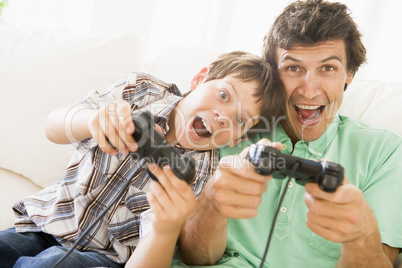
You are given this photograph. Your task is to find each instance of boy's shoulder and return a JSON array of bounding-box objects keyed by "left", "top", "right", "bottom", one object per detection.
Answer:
[{"left": 124, "top": 71, "right": 182, "bottom": 97}]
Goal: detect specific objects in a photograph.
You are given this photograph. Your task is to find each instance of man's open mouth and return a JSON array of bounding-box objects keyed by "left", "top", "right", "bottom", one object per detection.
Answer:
[
  {"left": 294, "top": 104, "right": 325, "bottom": 121},
  {"left": 192, "top": 116, "right": 212, "bottom": 138}
]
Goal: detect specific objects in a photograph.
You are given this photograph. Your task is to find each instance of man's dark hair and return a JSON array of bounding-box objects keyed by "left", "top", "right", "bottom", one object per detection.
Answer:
[{"left": 263, "top": 0, "right": 367, "bottom": 80}]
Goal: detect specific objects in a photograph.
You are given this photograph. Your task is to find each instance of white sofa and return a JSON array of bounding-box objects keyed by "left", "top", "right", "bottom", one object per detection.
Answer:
[{"left": 1, "top": 20, "right": 402, "bottom": 231}]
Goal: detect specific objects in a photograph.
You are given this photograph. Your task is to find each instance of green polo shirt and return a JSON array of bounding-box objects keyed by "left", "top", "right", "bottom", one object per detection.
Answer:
[{"left": 171, "top": 115, "right": 402, "bottom": 268}]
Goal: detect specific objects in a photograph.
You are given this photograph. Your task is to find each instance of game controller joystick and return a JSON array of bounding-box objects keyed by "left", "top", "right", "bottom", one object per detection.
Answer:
[
  {"left": 130, "top": 110, "right": 195, "bottom": 185},
  {"left": 247, "top": 144, "right": 344, "bottom": 192}
]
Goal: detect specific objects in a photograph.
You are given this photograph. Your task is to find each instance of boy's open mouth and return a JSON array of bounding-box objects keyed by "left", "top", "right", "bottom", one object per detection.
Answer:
[
  {"left": 192, "top": 116, "right": 212, "bottom": 138},
  {"left": 294, "top": 104, "right": 325, "bottom": 121}
]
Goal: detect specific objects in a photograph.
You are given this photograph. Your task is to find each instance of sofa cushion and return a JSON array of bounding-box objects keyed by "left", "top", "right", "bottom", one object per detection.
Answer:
[
  {"left": 0, "top": 168, "right": 42, "bottom": 228},
  {"left": 0, "top": 22, "right": 144, "bottom": 188},
  {"left": 340, "top": 80, "right": 402, "bottom": 137},
  {"left": 144, "top": 44, "right": 222, "bottom": 93}
]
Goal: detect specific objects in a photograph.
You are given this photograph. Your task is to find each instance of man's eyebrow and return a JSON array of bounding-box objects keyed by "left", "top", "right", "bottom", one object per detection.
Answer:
[
  {"left": 321, "top": 55, "right": 343, "bottom": 63},
  {"left": 281, "top": 55, "right": 343, "bottom": 63},
  {"left": 281, "top": 55, "right": 300, "bottom": 62}
]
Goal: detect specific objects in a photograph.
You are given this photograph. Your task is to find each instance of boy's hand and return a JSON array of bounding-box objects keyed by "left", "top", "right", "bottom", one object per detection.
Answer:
[
  {"left": 147, "top": 163, "right": 196, "bottom": 235},
  {"left": 88, "top": 99, "right": 137, "bottom": 155}
]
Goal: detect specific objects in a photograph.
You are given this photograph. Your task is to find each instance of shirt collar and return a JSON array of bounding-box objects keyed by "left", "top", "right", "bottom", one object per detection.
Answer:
[
  {"left": 274, "top": 114, "right": 340, "bottom": 157},
  {"left": 140, "top": 93, "right": 182, "bottom": 134}
]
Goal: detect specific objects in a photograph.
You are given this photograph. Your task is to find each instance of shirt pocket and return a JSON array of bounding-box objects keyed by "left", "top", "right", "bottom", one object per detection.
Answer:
[{"left": 309, "top": 231, "right": 341, "bottom": 259}]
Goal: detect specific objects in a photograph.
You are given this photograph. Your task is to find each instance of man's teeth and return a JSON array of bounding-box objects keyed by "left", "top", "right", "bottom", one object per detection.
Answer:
[
  {"left": 201, "top": 118, "right": 212, "bottom": 133},
  {"left": 296, "top": 104, "right": 321, "bottom": 110}
]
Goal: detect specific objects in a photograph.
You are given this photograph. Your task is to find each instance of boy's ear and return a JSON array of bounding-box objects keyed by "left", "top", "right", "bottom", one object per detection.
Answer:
[{"left": 190, "top": 67, "right": 208, "bottom": 91}]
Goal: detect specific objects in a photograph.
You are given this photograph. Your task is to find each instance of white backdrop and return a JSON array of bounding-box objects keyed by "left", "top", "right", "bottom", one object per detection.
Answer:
[{"left": 3, "top": 0, "right": 402, "bottom": 83}]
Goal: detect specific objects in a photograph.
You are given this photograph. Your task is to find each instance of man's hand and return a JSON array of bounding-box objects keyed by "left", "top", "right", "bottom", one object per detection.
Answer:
[
  {"left": 88, "top": 99, "right": 137, "bottom": 155},
  {"left": 209, "top": 139, "right": 283, "bottom": 219},
  {"left": 304, "top": 177, "right": 377, "bottom": 243},
  {"left": 304, "top": 177, "right": 398, "bottom": 266}
]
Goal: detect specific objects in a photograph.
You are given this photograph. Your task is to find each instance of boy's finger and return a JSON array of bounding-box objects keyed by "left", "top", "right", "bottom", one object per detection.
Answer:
[
  {"left": 162, "top": 166, "right": 195, "bottom": 202},
  {"left": 148, "top": 165, "right": 174, "bottom": 207},
  {"left": 154, "top": 124, "right": 164, "bottom": 135},
  {"left": 114, "top": 101, "right": 137, "bottom": 151},
  {"left": 146, "top": 191, "right": 162, "bottom": 214}
]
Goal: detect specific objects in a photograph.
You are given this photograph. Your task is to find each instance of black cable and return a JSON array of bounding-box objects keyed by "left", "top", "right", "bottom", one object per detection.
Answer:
[
  {"left": 52, "top": 158, "right": 147, "bottom": 268},
  {"left": 258, "top": 161, "right": 301, "bottom": 268}
]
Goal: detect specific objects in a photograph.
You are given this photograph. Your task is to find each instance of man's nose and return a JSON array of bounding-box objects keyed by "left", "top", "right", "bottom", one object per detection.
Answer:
[{"left": 298, "top": 71, "right": 322, "bottom": 99}]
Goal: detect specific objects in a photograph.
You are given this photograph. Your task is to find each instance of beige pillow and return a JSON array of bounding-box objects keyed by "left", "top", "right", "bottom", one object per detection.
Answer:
[
  {"left": 340, "top": 80, "right": 402, "bottom": 137},
  {"left": 0, "top": 23, "right": 144, "bottom": 188}
]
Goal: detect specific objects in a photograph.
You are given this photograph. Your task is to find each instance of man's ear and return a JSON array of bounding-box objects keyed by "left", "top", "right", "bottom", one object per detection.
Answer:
[{"left": 190, "top": 67, "right": 208, "bottom": 91}]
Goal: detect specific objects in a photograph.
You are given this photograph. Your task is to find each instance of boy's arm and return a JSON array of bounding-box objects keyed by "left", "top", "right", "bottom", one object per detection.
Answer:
[
  {"left": 45, "top": 99, "right": 137, "bottom": 155},
  {"left": 126, "top": 164, "right": 196, "bottom": 268},
  {"left": 45, "top": 106, "right": 94, "bottom": 144},
  {"left": 178, "top": 179, "right": 228, "bottom": 265},
  {"left": 125, "top": 231, "right": 180, "bottom": 268}
]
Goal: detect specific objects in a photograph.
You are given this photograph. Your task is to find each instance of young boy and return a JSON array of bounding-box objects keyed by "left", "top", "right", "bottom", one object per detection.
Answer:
[{"left": 1, "top": 51, "right": 283, "bottom": 268}]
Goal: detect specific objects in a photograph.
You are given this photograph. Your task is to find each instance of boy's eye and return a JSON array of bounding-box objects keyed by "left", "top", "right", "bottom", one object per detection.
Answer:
[
  {"left": 235, "top": 116, "right": 245, "bottom": 126},
  {"left": 219, "top": 90, "right": 229, "bottom": 102}
]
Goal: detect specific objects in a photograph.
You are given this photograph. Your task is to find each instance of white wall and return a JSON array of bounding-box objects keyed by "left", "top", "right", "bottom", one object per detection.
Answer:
[{"left": 3, "top": 0, "right": 402, "bottom": 83}]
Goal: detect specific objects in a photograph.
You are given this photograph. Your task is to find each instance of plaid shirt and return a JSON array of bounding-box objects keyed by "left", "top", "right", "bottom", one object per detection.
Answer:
[{"left": 13, "top": 72, "right": 219, "bottom": 263}]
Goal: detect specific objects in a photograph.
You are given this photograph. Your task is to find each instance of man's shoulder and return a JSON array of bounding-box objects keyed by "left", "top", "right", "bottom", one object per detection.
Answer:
[
  {"left": 338, "top": 115, "right": 401, "bottom": 142},
  {"left": 337, "top": 115, "right": 402, "bottom": 163}
]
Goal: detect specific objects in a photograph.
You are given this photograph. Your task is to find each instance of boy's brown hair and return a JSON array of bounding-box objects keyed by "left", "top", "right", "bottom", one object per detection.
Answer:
[{"left": 201, "top": 50, "right": 284, "bottom": 137}]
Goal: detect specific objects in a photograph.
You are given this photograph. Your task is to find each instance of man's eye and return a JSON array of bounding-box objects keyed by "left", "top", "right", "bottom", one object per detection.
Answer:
[
  {"left": 287, "top": 66, "right": 299, "bottom": 72},
  {"left": 219, "top": 90, "right": 229, "bottom": 102},
  {"left": 235, "top": 116, "right": 245, "bottom": 126},
  {"left": 324, "top": 66, "right": 335, "bottom": 71}
]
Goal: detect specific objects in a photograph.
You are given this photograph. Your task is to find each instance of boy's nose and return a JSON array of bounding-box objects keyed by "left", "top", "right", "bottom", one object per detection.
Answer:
[{"left": 214, "top": 109, "right": 234, "bottom": 128}]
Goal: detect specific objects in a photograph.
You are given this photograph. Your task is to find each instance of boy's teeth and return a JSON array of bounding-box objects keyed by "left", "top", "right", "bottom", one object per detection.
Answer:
[
  {"left": 201, "top": 118, "right": 211, "bottom": 133},
  {"left": 296, "top": 104, "right": 321, "bottom": 110}
]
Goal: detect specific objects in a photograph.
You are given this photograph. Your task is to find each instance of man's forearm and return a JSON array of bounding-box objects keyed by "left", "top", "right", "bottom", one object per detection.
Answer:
[
  {"left": 337, "top": 230, "right": 395, "bottom": 268},
  {"left": 178, "top": 183, "right": 228, "bottom": 265}
]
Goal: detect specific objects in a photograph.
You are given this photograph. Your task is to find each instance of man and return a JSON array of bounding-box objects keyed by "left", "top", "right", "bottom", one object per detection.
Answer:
[{"left": 173, "top": 0, "right": 402, "bottom": 267}]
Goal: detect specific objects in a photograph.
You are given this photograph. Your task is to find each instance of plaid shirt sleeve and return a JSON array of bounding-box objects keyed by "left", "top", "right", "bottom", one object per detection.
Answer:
[{"left": 12, "top": 71, "right": 218, "bottom": 263}]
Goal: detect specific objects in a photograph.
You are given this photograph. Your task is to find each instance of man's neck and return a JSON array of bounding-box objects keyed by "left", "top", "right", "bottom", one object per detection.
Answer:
[{"left": 280, "top": 121, "right": 300, "bottom": 148}]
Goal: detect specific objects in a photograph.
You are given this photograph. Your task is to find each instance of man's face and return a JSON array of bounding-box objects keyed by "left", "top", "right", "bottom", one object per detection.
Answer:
[
  {"left": 169, "top": 75, "right": 261, "bottom": 150},
  {"left": 276, "top": 40, "right": 354, "bottom": 143}
]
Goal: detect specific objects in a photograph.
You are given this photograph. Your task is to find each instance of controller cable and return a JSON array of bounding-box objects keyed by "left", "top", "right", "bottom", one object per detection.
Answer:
[
  {"left": 53, "top": 157, "right": 147, "bottom": 268},
  {"left": 258, "top": 161, "right": 301, "bottom": 268}
]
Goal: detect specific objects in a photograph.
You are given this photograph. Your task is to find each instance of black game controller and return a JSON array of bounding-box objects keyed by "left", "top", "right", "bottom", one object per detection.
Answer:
[
  {"left": 130, "top": 110, "right": 195, "bottom": 185},
  {"left": 247, "top": 144, "right": 344, "bottom": 192}
]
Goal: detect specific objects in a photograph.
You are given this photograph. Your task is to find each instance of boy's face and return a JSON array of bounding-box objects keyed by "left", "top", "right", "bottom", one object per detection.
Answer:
[{"left": 168, "top": 75, "right": 261, "bottom": 150}]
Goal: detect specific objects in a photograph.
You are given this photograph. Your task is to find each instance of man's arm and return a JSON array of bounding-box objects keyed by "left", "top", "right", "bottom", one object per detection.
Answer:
[
  {"left": 304, "top": 180, "right": 399, "bottom": 267},
  {"left": 178, "top": 174, "right": 228, "bottom": 265},
  {"left": 178, "top": 140, "right": 281, "bottom": 265}
]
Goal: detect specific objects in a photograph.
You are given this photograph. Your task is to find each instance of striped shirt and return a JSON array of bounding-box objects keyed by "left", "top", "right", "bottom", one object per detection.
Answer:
[{"left": 13, "top": 72, "right": 219, "bottom": 263}]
